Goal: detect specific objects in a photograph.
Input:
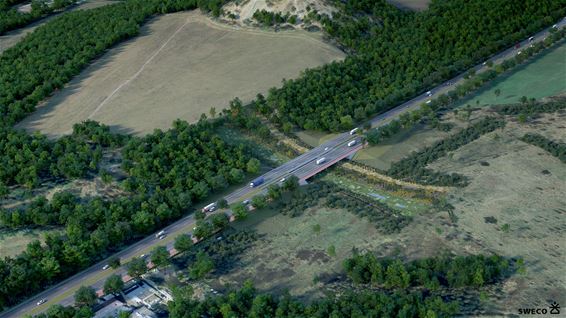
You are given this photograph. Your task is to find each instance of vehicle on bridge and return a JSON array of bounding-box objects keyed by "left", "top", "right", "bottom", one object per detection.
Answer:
[
  {"left": 249, "top": 176, "right": 265, "bottom": 188},
  {"left": 316, "top": 158, "right": 326, "bottom": 165},
  {"left": 348, "top": 140, "right": 357, "bottom": 147}
]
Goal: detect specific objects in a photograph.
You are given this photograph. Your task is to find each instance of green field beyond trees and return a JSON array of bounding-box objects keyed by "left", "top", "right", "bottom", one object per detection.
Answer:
[{"left": 454, "top": 42, "right": 566, "bottom": 107}]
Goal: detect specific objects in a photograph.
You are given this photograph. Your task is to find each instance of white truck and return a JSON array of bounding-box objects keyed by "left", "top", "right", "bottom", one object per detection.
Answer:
[
  {"left": 316, "top": 158, "right": 326, "bottom": 165},
  {"left": 347, "top": 140, "right": 357, "bottom": 147},
  {"left": 202, "top": 203, "right": 216, "bottom": 212}
]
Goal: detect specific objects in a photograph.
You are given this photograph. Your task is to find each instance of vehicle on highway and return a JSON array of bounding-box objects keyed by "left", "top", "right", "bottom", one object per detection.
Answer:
[
  {"left": 552, "top": 24, "right": 557, "bottom": 29},
  {"left": 36, "top": 299, "right": 46, "bottom": 306},
  {"left": 279, "top": 177, "right": 286, "bottom": 183},
  {"left": 349, "top": 128, "right": 359, "bottom": 135},
  {"left": 158, "top": 234, "right": 166, "bottom": 240},
  {"left": 347, "top": 140, "right": 357, "bottom": 147},
  {"left": 316, "top": 158, "right": 326, "bottom": 165},
  {"left": 426, "top": 90, "right": 432, "bottom": 96},
  {"left": 155, "top": 230, "right": 166, "bottom": 238},
  {"left": 426, "top": 100, "right": 432, "bottom": 104},
  {"left": 242, "top": 199, "right": 250, "bottom": 205},
  {"left": 528, "top": 36, "right": 534, "bottom": 42},
  {"left": 249, "top": 176, "right": 265, "bottom": 188},
  {"left": 140, "top": 254, "right": 147, "bottom": 258},
  {"left": 202, "top": 203, "right": 217, "bottom": 213},
  {"left": 102, "top": 264, "right": 110, "bottom": 270},
  {"left": 324, "top": 147, "right": 329, "bottom": 151}
]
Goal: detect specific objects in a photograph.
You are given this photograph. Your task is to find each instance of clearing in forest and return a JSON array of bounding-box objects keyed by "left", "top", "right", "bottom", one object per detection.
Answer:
[{"left": 17, "top": 11, "right": 344, "bottom": 137}]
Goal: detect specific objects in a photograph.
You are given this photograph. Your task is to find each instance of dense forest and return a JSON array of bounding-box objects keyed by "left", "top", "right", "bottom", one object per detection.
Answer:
[
  {"left": 0, "top": 0, "right": 76, "bottom": 35},
  {"left": 520, "top": 133, "right": 566, "bottom": 163},
  {"left": 255, "top": 0, "right": 565, "bottom": 131},
  {"left": 387, "top": 117, "right": 505, "bottom": 186},
  {"left": 0, "top": 121, "right": 124, "bottom": 188},
  {"left": 0, "top": 120, "right": 255, "bottom": 311},
  {"left": 344, "top": 253, "right": 513, "bottom": 289}
]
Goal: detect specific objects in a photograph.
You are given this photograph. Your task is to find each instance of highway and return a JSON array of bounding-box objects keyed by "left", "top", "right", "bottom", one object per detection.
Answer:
[{"left": 1, "top": 17, "right": 564, "bottom": 318}]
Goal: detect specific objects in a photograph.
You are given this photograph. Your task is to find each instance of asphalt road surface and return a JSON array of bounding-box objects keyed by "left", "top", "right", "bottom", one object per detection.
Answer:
[{"left": 1, "top": 17, "right": 564, "bottom": 318}]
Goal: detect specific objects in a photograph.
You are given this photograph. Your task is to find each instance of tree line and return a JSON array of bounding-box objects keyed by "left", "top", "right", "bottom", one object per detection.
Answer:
[
  {"left": 252, "top": 0, "right": 564, "bottom": 131},
  {"left": 0, "top": 0, "right": 77, "bottom": 35},
  {"left": 387, "top": 117, "right": 506, "bottom": 186},
  {"left": 168, "top": 279, "right": 459, "bottom": 318},
  {"left": 495, "top": 96, "right": 566, "bottom": 116},
  {"left": 252, "top": 9, "right": 297, "bottom": 26},
  {"left": 344, "top": 252, "right": 513, "bottom": 290},
  {"left": 520, "top": 133, "right": 566, "bottom": 163},
  {"left": 270, "top": 180, "right": 411, "bottom": 234}
]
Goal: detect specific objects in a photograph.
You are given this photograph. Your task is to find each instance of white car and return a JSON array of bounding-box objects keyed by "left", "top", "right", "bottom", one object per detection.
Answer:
[
  {"left": 279, "top": 178, "right": 286, "bottom": 183},
  {"left": 425, "top": 100, "right": 432, "bottom": 104},
  {"left": 36, "top": 299, "right": 47, "bottom": 306},
  {"left": 324, "top": 147, "right": 329, "bottom": 151},
  {"left": 426, "top": 90, "right": 432, "bottom": 96},
  {"left": 158, "top": 234, "right": 166, "bottom": 240},
  {"left": 242, "top": 199, "right": 250, "bottom": 205},
  {"left": 102, "top": 264, "right": 110, "bottom": 270}
]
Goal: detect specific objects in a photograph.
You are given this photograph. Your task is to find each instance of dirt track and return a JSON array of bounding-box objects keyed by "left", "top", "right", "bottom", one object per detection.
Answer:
[{"left": 17, "top": 11, "right": 344, "bottom": 137}]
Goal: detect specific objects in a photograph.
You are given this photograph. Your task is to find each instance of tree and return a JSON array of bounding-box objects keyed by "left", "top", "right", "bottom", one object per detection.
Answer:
[
  {"left": 193, "top": 221, "right": 213, "bottom": 239},
  {"left": 312, "top": 224, "right": 321, "bottom": 234},
  {"left": 251, "top": 195, "right": 267, "bottom": 209},
  {"left": 150, "top": 246, "right": 170, "bottom": 269},
  {"left": 517, "top": 113, "right": 527, "bottom": 123},
  {"left": 189, "top": 252, "right": 214, "bottom": 280},
  {"left": 209, "top": 107, "right": 216, "bottom": 118},
  {"left": 327, "top": 245, "right": 336, "bottom": 257},
  {"left": 229, "top": 168, "right": 245, "bottom": 184},
  {"left": 174, "top": 234, "right": 193, "bottom": 253},
  {"left": 246, "top": 158, "right": 261, "bottom": 174},
  {"left": 520, "top": 96, "right": 528, "bottom": 104},
  {"left": 217, "top": 198, "right": 228, "bottom": 209},
  {"left": 282, "top": 175, "right": 299, "bottom": 192},
  {"left": 494, "top": 88, "right": 501, "bottom": 99},
  {"left": 266, "top": 184, "right": 281, "bottom": 200},
  {"left": 233, "top": 203, "right": 248, "bottom": 220},
  {"left": 74, "top": 286, "right": 97, "bottom": 307},
  {"left": 127, "top": 257, "right": 148, "bottom": 280},
  {"left": 103, "top": 274, "right": 124, "bottom": 295},
  {"left": 211, "top": 213, "right": 229, "bottom": 230},
  {"left": 108, "top": 256, "right": 121, "bottom": 269}
]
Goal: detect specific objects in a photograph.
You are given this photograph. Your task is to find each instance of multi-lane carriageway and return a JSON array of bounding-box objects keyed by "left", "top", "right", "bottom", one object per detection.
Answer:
[{"left": 3, "top": 17, "right": 565, "bottom": 318}]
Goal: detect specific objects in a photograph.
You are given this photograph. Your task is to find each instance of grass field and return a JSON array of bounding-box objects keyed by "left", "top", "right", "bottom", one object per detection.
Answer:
[
  {"left": 0, "top": 228, "right": 61, "bottom": 258},
  {"left": 428, "top": 111, "right": 566, "bottom": 310},
  {"left": 17, "top": 11, "right": 344, "bottom": 137},
  {"left": 218, "top": 204, "right": 391, "bottom": 300},
  {"left": 454, "top": 42, "right": 566, "bottom": 108},
  {"left": 352, "top": 123, "right": 453, "bottom": 170}
]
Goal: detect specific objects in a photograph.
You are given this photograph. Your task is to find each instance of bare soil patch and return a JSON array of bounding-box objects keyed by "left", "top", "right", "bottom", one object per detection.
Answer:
[
  {"left": 17, "top": 11, "right": 344, "bottom": 137},
  {"left": 387, "top": 0, "right": 430, "bottom": 11}
]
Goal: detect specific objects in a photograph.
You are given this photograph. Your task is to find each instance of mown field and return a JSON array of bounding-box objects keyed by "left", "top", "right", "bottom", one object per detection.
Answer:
[{"left": 16, "top": 11, "right": 344, "bottom": 137}]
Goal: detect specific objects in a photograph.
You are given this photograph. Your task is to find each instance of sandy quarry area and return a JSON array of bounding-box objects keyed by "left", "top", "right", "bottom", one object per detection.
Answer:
[{"left": 17, "top": 10, "right": 344, "bottom": 137}]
